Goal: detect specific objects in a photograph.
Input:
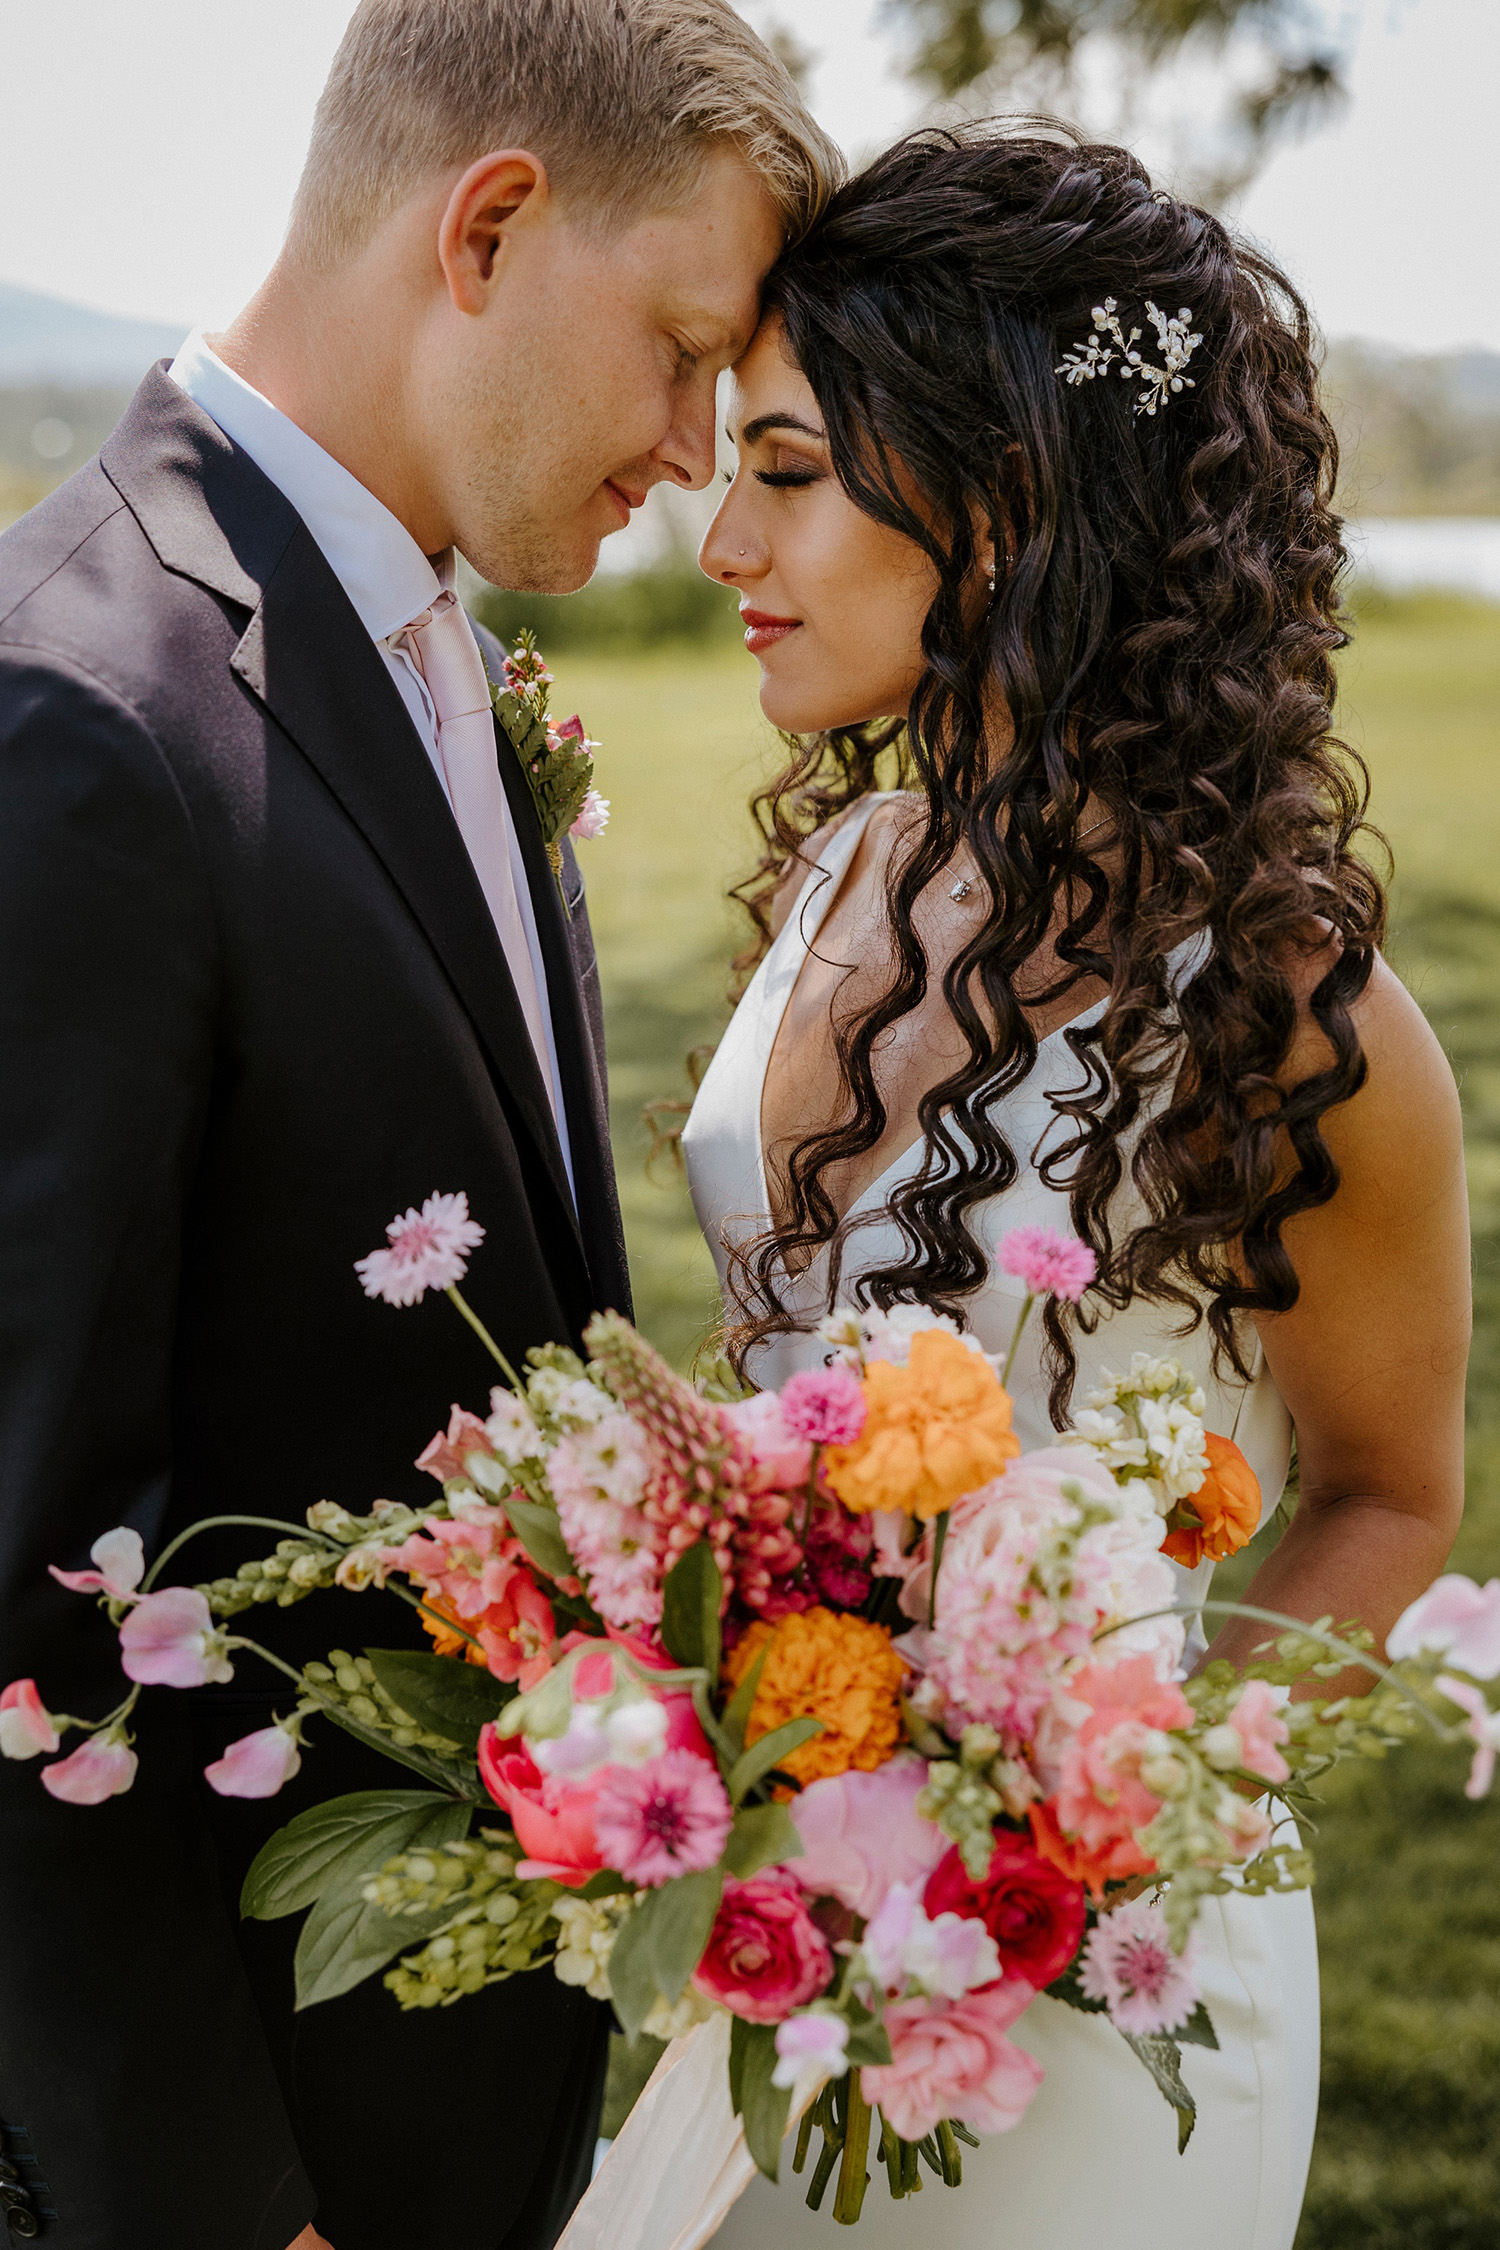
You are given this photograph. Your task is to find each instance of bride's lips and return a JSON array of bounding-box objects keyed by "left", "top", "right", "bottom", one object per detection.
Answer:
[{"left": 741, "top": 607, "right": 802, "bottom": 655}]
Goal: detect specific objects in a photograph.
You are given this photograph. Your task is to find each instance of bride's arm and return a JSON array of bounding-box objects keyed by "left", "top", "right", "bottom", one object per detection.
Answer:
[{"left": 1210, "top": 953, "right": 1471, "bottom": 1695}]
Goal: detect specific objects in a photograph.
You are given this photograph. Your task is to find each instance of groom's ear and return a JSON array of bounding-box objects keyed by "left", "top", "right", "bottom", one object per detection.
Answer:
[{"left": 437, "top": 149, "right": 553, "bottom": 313}]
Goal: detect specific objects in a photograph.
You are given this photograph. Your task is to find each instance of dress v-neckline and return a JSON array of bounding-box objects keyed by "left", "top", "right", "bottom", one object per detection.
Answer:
[{"left": 752, "top": 796, "right": 1112, "bottom": 1250}]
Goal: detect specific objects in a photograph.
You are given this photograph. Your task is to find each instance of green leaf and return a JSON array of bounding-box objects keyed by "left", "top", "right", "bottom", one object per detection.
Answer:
[
  {"left": 1175, "top": 2000, "right": 1220, "bottom": 2051},
  {"left": 504, "top": 1494, "right": 577, "bottom": 1582},
  {"left": 727, "top": 1717, "right": 823, "bottom": 1804},
  {"left": 491, "top": 689, "right": 594, "bottom": 847},
  {"left": 721, "top": 1802, "right": 803, "bottom": 1880},
  {"left": 843, "top": 1999, "right": 893, "bottom": 2069},
  {"left": 1044, "top": 1953, "right": 1108, "bottom": 2014},
  {"left": 607, "top": 1868, "right": 725, "bottom": 2040},
  {"left": 1117, "top": 2029, "right": 1199, "bottom": 2152},
  {"left": 721, "top": 1645, "right": 768, "bottom": 1762},
  {"left": 730, "top": 2016, "right": 792, "bottom": 2182},
  {"left": 363, "top": 1649, "right": 515, "bottom": 1750},
  {"left": 661, "top": 1541, "right": 723, "bottom": 1681},
  {"left": 240, "top": 1790, "right": 469, "bottom": 1921},
  {"left": 293, "top": 1887, "right": 452, "bottom": 2010}
]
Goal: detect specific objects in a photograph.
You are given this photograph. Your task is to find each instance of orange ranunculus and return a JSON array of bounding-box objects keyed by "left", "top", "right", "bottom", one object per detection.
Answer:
[
  {"left": 417, "top": 1590, "right": 491, "bottom": 1668},
  {"left": 1161, "top": 1430, "right": 1262, "bottom": 1567},
  {"left": 821, "top": 1329, "right": 1021, "bottom": 1521},
  {"left": 723, "top": 1607, "right": 906, "bottom": 1792},
  {"left": 1026, "top": 1798, "right": 1157, "bottom": 1897}
]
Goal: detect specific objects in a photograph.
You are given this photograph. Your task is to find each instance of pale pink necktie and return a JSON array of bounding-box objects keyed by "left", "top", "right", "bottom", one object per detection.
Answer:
[{"left": 396, "top": 590, "right": 557, "bottom": 1117}]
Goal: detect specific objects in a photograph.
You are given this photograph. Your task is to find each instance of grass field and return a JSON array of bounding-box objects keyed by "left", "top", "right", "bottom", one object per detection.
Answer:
[{"left": 542, "top": 597, "right": 1500, "bottom": 2244}]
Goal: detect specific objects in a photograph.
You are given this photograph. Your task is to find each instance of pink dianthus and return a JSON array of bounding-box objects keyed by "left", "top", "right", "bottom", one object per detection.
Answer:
[
  {"left": 778, "top": 1367, "right": 868, "bottom": 1449},
  {"left": 591, "top": 1748, "right": 733, "bottom": 1886},
  {"left": 997, "top": 1224, "right": 1097, "bottom": 1305}
]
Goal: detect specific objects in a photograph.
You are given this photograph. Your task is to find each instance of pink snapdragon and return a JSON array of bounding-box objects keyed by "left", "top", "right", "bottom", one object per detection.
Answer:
[
  {"left": 997, "top": 1224, "right": 1097, "bottom": 1304},
  {"left": 1389, "top": 1575, "right": 1500, "bottom": 1681},
  {"left": 591, "top": 1748, "right": 733, "bottom": 1886},
  {"left": 1437, "top": 1675, "right": 1500, "bottom": 1799},
  {"left": 119, "top": 1588, "right": 234, "bottom": 1689},
  {"left": 571, "top": 790, "right": 610, "bottom": 841},
  {"left": 354, "top": 1190, "right": 485, "bottom": 1306},
  {"left": 773, "top": 2012, "right": 851, "bottom": 2089},
  {"left": 205, "top": 1720, "right": 303, "bottom": 1799},
  {"left": 41, "top": 1730, "right": 137, "bottom": 1805},
  {"left": 778, "top": 1366, "right": 868, "bottom": 1449},
  {"left": 0, "top": 1680, "right": 61, "bottom": 1759},
  {"left": 1078, "top": 1896, "right": 1200, "bottom": 2035},
  {"left": 49, "top": 1525, "right": 145, "bottom": 1599},
  {"left": 862, "top": 1982, "right": 1041, "bottom": 2142},
  {"left": 784, "top": 1757, "right": 948, "bottom": 1923}
]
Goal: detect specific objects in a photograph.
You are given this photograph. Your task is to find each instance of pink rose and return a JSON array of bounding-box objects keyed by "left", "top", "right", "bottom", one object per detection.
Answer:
[
  {"left": 862, "top": 1982, "right": 1042, "bottom": 2143},
  {"left": 41, "top": 1733, "right": 138, "bottom": 1805},
  {"left": 0, "top": 1679, "right": 61, "bottom": 1760},
  {"left": 693, "top": 1870, "right": 833, "bottom": 2023},
  {"left": 119, "top": 1588, "right": 234, "bottom": 1688},
  {"left": 721, "top": 1392, "right": 814, "bottom": 1494},
  {"left": 478, "top": 1731, "right": 605, "bottom": 1887},
  {"left": 204, "top": 1722, "right": 303, "bottom": 1799},
  {"left": 784, "top": 1755, "right": 948, "bottom": 1922}
]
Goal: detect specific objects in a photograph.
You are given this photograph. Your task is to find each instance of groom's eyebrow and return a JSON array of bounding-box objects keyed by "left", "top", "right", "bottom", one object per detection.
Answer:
[{"left": 738, "top": 412, "right": 828, "bottom": 445}]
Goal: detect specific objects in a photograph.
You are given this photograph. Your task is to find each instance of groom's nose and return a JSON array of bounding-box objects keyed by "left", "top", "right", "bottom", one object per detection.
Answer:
[{"left": 653, "top": 372, "right": 721, "bottom": 493}]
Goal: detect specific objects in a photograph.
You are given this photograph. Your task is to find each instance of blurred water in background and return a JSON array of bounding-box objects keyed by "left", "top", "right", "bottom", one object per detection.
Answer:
[{"left": 1350, "top": 517, "right": 1500, "bottom": 602}]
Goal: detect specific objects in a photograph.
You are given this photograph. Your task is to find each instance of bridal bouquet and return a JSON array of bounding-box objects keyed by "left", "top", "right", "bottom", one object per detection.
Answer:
[{"left": 9, "top": 1195, "right": 1499, "bottom": 2229}]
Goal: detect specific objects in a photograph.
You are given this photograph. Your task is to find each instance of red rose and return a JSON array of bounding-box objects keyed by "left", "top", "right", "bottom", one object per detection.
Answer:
[{"left": 923, "top": 1834, "right": 1087, "bottom": 1991}]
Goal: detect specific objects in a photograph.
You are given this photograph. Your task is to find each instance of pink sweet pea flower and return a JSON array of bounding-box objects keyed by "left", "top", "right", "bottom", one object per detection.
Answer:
[
  {"left": 862, "top": 1981, "right": 1041, "bottom": 2143},
  {"left": 997, "top": 1224, "right": 1097, "bottom": 1304},
  {"left": 1078, "top": 1896, "right": 1201, "bottom": 2035},
  {"left": 1227, "top": 1680, "right": 1291, "bottom": 1784},
  {"left": 778, "top": 1367, "right": 868, "bottom": 1449},
  {"left": 41, "top": 1731, "right": 137, "bottom": 1804},
  {"left": 478, "top": 1731, "right": 606, "bottom": 1886},
  {"left": 0, "top": 1679, "right": 61, "bottom": 1759},
  {"left": 1388, "top": 1575, "right": 1500, "bottom": 1681},
  {"left": 49, "top": 1525, "right": 145, "bottom": 1599},
  {"left": 784, "top": 1755, "right": 948, "bottom": 1922},
  {"left": 773, "top": 2012, "right": 850, "bottom": 2089},
  {"left": 119, "top": 1587, "right": 234, "bottom": 1688},
  {"left": 1437, "top": 1675, "right": 1500, "bottom": 1799},
  {"left": 204, "top": 1720, "right": 304, "bottom": 1799},
  {"left": 354, "top": 1190, "right": 485, "bottom": 1306},
  {"left": 591, "top": 1748, "right": 733, "bottom": 1886}
]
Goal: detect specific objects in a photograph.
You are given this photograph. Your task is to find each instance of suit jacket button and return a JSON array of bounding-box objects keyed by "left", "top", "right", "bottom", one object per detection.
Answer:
[{"left": 5, "top": 2211, "right": 40, "bottom": 2239}]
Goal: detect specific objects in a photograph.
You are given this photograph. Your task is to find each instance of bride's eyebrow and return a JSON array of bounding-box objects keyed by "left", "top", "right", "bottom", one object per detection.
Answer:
[{"left": 737, "top": 411, "right": 828, "bottom": 446}]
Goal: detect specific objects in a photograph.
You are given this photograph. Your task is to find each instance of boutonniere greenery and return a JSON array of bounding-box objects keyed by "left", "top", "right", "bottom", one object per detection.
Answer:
[{"left": 488, "top": 630, "right": 609, "bottom": 897}]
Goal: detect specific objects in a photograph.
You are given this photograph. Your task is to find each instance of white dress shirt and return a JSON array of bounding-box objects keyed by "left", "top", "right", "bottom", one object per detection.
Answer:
[{"left": 167, "top": 331, "right": 574, "bottom": 1196}]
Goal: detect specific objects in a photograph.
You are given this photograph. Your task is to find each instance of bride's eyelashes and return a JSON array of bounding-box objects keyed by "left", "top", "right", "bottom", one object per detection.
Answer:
[{"left": 754, "top": 465, "right": 824, "bottom": 489}]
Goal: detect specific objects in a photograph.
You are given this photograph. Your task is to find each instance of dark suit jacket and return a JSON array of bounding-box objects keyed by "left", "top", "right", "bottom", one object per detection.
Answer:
[{"left": 0, "top": 368, "right": 631, "bottom": 2250}]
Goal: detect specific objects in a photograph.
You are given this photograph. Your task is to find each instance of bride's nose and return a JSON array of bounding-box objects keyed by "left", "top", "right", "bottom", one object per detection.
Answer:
[{"left": 698, "top": 495, "right": 768, "bottom": 587}]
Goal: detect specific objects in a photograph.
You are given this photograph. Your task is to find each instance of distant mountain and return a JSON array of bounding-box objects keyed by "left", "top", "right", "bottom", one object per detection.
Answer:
[{"left": 0, "top": 280, "right": 187, "bottom": 386}]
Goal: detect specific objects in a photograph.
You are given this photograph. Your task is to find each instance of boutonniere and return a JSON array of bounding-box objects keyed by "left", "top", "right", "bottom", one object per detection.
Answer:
[{"left": 488, "top": 631, "right": 609, "bottom": 899}]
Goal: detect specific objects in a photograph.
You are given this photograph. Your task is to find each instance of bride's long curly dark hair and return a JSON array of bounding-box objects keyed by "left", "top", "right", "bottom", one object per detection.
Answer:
[{"left": 726, "top": 121, "right": 1384, "bottom": 1416}]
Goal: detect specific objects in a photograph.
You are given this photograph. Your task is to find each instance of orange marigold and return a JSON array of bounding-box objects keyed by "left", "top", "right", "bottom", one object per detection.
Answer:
[
  {"left": 724, "top": 1607, "right": 906, "bottom": 1791},
  {"left": 822, "top": 1328, "right": 1020, "bottom": 1520},
  {"left": 1161, "top": 1430, "right": 1262, "bottom": 1567}
]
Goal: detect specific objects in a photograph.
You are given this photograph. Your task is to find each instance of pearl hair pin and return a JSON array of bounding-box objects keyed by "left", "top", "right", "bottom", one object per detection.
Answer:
[
  {"left": 949, "top": 816, "right": 1108, "bottom": 901},
  {"left": 1056, "top": 297, "right": 1203, "bottom": 417}
]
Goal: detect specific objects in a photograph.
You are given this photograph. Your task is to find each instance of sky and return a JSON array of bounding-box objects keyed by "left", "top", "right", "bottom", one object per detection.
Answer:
[{"left": 0, "top": 0, "right": 1494, "bottom": 352}]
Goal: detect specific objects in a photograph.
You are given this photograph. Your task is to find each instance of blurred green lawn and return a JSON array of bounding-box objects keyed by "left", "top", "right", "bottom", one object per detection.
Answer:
[{"left": 547, "top": 596, "right": 1500, "bottom": 2246}]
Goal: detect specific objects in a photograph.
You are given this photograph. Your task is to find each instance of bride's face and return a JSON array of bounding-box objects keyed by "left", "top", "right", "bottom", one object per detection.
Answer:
[{"left": 699, "top": 318, "right": 940, "bottom": 733}]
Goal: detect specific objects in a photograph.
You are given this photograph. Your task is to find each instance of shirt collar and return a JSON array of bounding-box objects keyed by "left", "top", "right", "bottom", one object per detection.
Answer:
[{"left": 166, "top": 329, "right": 452, "bottom": 640}]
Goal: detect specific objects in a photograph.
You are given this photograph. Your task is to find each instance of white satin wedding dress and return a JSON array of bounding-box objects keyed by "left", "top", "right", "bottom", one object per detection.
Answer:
[{"left": 680, "top": 795, "right": 1320, "bottom": 2250}]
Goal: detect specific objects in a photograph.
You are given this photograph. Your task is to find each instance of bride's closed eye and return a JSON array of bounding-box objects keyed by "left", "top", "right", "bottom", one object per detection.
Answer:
[{"left": 754, "top": 463, "right": 824, "bottom": 489}]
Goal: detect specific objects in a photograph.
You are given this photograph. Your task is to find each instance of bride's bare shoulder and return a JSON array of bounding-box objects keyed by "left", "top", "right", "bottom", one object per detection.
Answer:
[{"left": 765, "top": 793, "right": 910, "bottom": 940}]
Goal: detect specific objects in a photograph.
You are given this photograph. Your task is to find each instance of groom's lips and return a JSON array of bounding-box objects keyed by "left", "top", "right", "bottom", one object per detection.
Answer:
[
  {"left": 602, "top": 477, "right": 647, "bottom": 527},
  {"left": 741, "top": 607, "right": 802, "bottom": 654}
]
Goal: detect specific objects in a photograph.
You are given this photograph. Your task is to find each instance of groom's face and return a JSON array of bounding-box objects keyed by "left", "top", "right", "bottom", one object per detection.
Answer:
[{"left": 420, "top": 145, "right": 782, "bottom": 592}]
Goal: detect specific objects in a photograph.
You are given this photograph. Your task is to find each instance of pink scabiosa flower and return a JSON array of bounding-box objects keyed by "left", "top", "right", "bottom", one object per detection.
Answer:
[
  {"left": 778, "top": 1367, "right": 868, "bottom": 1450},
  {"left": 41, "top": 1729, "right": 137, "bottom": 1805},
  {"left": 1078, "top": 1896, "right": 1200, "bottom": 2035},
  {"left": 862, "top": 1982, "right": 1041, "bottom": 2142},
  {"left": 204, "top": 1719, "right": 303, "bottom": 1799},
  {"left": 49, "top": 1525, "right": 145, "bottom": 1599},
  {"left": 590, "top": 1748, "right": 733, "bottom": 1886},
  {"left": 571, "top": 790, "right": 610, "bottom": 841},
  {"left": 693, "top": 1870, "right": 833, "bottom": 2023},
  {"left": 0, "top": 1680, "right": 61, "bottom": 1759},
  {"left": 354, "top": 1190, "right": 485, "bottom": 1306},
  {"left": 1437, "top": 1675, "right": 1500, "bottom": 1799},
  {"left": 119, "top": 1587, "right": 234, "bottom": 1688},
  {"left": 997, "top": 1224, "right": 1097, "bottom": 1304},
  {"left": 1389, "top": 1575, "right": 1500, "bottom": 1681}
]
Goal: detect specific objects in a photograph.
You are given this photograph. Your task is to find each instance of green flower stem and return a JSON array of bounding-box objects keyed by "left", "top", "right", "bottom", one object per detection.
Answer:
[
  {"left": 928, "top": 1508, "right": 951, "bottom": 1629},
  {"left": 140, "top": 1514, "right": 341, "bottom": 1594},
  {"left": 60, "top": 1683, "right": 142, "bottom": 1738},
  {"left": 833, "top": 2069, "right": 873, "bottom": 2223},
  {"left": 445, "top": 1285, "right": 525, "bottom": 1394},
  {"left": 1000, "top": 1291, "right": 1036, "bottom": 1390}
]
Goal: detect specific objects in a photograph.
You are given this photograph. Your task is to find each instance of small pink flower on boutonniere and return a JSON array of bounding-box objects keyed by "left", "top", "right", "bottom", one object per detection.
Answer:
[
  {"left": 571, "top": 789, "right": 610, "bottom": 840},
  {"left": 355, "top": 1190, "right": 485, "bottom": 1306}
]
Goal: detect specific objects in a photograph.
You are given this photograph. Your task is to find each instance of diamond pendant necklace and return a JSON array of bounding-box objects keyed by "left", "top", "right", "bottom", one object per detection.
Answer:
[{"left": 948, "top": 815, "right": 1108, "bottom": 902}]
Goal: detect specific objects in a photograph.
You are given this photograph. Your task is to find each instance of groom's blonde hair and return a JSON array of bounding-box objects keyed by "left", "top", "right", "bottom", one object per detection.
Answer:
[{"left": 289, "top": 0, "right": 843, "bottom": 264}]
